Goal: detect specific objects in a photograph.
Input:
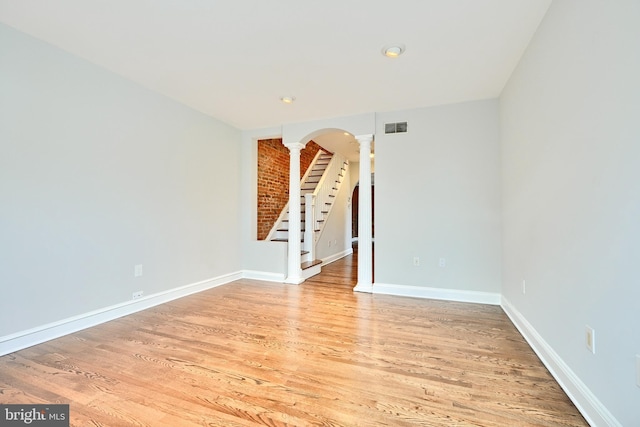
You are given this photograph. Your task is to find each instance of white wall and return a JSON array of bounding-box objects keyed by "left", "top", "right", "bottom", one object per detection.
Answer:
[
  {"left": 315, "top": 160, "right": 353, "bottom": 262},
  {"left": 0, "top": 24, "right": 242, "bottom": 338},
  {"left": 500, "top": 1, "right": 640, "bottom": 425},
  {"left": 374, "top": 100, "right": 502, "bottom": 302}
]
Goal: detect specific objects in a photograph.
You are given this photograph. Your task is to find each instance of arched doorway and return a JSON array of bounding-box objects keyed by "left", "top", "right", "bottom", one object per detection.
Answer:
[{"left": 281, "top": 128, "right": 374, "bottom": 291}]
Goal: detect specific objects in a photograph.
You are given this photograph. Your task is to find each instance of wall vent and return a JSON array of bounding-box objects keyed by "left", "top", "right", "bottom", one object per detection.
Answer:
[{"left": 385, "top": 122, "right": 407, "bottom": 134}]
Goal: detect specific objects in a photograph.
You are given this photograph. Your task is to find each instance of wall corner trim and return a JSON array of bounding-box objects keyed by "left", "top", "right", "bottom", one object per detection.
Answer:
[
  {"left": 0, "top": 271, "right": 243, "bottom": 357},
  {"left": 501, "top": 297, "right": 622, "bottom": 427},
  {"left": 372, "top": 283, "right": 501, "bottom": 305}
]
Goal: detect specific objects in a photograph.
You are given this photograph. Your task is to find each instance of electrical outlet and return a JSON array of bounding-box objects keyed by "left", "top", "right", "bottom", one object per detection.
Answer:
[
  {"left": 438, "top": 258, "right": 446, "bottom": 268},
  {"left": 585, "top": 325, "right": 595, "bottom": 354},
  {"left": 134, "top": 264, "right": 143, "bottom": 277},
  {"left": 522, "top": 280, "right": 526, "bottom": 295},
  {"left": 132, "top": 291, "right": 143, "bottom": 300},
  {"left": 413, "top": 257, "right": 420, "bottom": 266}
]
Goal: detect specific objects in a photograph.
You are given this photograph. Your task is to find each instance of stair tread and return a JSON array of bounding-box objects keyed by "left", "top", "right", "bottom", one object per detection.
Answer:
[{"left": 301, "top": 259, "right": 322, "bottom": 270}]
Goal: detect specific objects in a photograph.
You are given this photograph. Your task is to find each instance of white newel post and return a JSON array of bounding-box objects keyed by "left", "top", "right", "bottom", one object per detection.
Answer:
[
  {"left": 354, "top": 134, "right": 374, "bottom": 292},
  {"left": 284, "top": 142, "right": 305, "bottom": 284},
  {"left": 304, "top": 193, "right": 315, "bottom": 260}
]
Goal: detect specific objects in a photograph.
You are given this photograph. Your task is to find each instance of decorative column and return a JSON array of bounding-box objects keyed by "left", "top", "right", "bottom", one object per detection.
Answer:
[
  {"left": 284, "top": 142, "right": 305, "bottom": 284},
  {"left": 354, "top": 134, "right": 374, "bottom": 292}
]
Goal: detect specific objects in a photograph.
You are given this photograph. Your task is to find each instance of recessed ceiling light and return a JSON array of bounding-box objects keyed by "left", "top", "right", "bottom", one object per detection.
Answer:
[
  {"left": 382, "top": 44, "right": 405, "bottom": 58},
  {"left": 280, "top": 96, "right": 296, "bottom": 104}
]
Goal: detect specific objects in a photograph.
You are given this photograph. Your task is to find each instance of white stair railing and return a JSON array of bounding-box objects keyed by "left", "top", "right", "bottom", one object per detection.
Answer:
[
  {"left": 266, "top": 150, "right": 348, "bottom": 264},
  {"left": 303, "top": 193, "right": 315, "bottom": 258},
  {"left": 309, "top": 153, "right": 348, "bottom": 243},
  {"left": 265, "top": 150, "right": 325, "bottom": 242}
]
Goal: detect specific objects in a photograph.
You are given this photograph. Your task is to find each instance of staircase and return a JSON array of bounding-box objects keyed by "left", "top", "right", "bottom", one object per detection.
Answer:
[{"left": 268, "top": 150, "right": 349, "bottom": 278}]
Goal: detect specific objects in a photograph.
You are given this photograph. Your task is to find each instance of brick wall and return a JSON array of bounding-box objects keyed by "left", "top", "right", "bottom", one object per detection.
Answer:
[{"left": 257, "top": 139, "right": 324, "bottom": 240}]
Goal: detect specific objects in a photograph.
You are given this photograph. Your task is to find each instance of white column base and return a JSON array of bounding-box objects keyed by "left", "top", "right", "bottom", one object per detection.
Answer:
[
  {"left": 353, "top": 283, "right": 373, "bottom": 293},
  {"left": 284, "top": 276, "right": 305, "bottom": 285}
]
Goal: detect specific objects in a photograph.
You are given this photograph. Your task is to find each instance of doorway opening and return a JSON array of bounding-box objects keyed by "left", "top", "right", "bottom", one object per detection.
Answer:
[{"left": 351, "top": 175, "right": 375, "bottom": 281}]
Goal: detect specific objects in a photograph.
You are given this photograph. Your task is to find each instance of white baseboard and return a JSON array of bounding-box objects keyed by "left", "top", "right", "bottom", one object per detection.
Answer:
[
  {"left": 242, "top": 270, "right": 286, "bottom": 282},
  {"left": 321, "top": 248, "right": 353, "bottom": 265},
  {"left": 0, "top": 271, "right": 243, "bottom": 357},
  {"left": 501, "top": 297, "right": 621, "bottom": 427},
  {"left": 372, "top": 282, "right": 501, "bottom": 305},
  {"left": 240, "top": 249, "right": 353, "bottom": 284}
]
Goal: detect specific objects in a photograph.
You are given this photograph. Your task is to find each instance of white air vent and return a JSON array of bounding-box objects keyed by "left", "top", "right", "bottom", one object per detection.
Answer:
[{"left": 385, "top": 122, "right": 407, "bottom": 134}]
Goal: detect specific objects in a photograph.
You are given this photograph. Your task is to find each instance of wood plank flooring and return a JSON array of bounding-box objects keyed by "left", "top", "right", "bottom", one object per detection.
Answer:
[{"left": 0, "top": 250, "right": 588, "bottom": 426}]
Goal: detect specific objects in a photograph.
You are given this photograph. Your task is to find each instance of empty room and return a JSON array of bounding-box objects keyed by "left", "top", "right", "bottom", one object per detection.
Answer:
[{"left": 1, "top": 1, "right": 638, "bottom": 426}]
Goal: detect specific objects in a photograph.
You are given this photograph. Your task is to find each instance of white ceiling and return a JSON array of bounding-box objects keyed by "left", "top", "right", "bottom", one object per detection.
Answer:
[{"left": 0, "top": 0, "right": 551, "bottom": 133}]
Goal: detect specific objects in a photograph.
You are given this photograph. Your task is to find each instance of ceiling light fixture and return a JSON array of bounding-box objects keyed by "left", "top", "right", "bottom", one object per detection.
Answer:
[
  {"left": 280, "top": 96, "right": 296, "bottom": 104},
  {"left": 382, "top": 44, "right": 405, "bottom": 58}
]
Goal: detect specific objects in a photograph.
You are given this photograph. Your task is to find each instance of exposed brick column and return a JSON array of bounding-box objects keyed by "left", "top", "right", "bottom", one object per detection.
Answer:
[{"left": 256, "top": 139, "right": 289, "bottom": 240}]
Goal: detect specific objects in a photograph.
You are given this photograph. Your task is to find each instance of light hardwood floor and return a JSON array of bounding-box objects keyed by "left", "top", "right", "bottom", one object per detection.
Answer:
[{"left": 0, "top": 249, "right": 588, "bottom": 426}]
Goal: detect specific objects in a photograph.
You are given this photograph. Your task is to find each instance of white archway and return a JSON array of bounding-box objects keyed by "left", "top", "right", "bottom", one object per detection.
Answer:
[{"left": 281, "top": 115, "right": 375, "bottom": 292}]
